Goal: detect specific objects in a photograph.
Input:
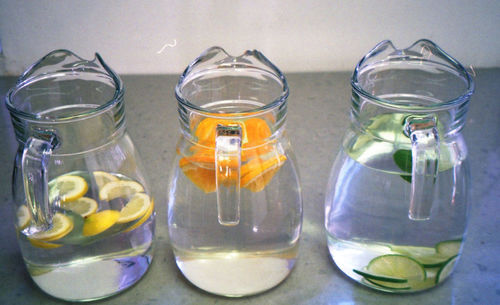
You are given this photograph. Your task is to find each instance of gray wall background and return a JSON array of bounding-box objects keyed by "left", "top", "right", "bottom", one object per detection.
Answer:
[{"left": 0, "top": 0, "right": 499, "bottom": 75}]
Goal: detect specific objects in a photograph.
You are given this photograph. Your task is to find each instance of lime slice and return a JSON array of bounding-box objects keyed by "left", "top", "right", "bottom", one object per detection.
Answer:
[
  {"left": 435, "top": 255, "right": 458, "bottom": 285},
  {"left": 353, "top": 268, "right": 408, "bottom": 283},
  {"left": 49, "top": 175, "right": 88, "bottom": 202},
  {"left": 62, "top": 197, "right": 98, "bottom": 217},
  {"left": 98, "top": 180, "right": 144, "bottom": 201},
  {"left": 82, "top": 210, "right": 120, "bottom": 236},
  {"left": 364, "top": 278, "right": 411, "bottom": 290},
  {"left": 367, "top": 254, "right": 426, "bottom": 289},
  {"left": 93, "top": 171, "right": 119, "bottom": 189},
  {"left": 17, "top": 205, "right": 31, "bottom": 230},
  {"left": 29, "top": 213, "right": 74, "bottom": 242},
  {"left": 117, "top": 193, "right": 151, "bottom": 224},
  {"left": 436, "top": 239, "right": 462, "bottom": 257},
  {"left": 390, "top": 245, "right": 450, "bottom": 268}
]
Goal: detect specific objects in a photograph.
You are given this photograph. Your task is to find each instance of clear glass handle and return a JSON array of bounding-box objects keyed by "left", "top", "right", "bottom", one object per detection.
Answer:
[
  {"left": 405, "top": 115, "right": 439, "bottom": 221},
  {"left": 215, "top": 124, "right": 242, "bottom": 226},
  {"left": 21, "top": 134, "right": 57, "bottom": 232}
]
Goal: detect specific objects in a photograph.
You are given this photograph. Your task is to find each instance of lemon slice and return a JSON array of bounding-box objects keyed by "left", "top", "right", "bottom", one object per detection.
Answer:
[
  {"left": 30, "top": 213, "right": 74, "bottom": 242},
  {"left": 17, "top": 205, "right": 31, "bottom": 230},
  {"left": 93, "top": 171, "right": 119, "bottom": 190},
  {"left": 98, "top": 180, "right": 145, "bottom": 201},
  {"left": 50, "top": 175, "right": 88, "bottom": 202},
  {"left": 117, "top": 193, "right": 151, "bottom": 224},
  {"left": 366, "top": 254, "right": 426, "bottom": 289},
  {"left": 124, "top": 198, "right": 155, "bottom": 233},
  {"left": 82, "top": 210, "right": 120, "bottom": 236},
  {"left": 29, "top": 239, "right": 62, "bottom": 249},
  {"left": 62, "top": 197, "right": 98, "bottom": 217}
]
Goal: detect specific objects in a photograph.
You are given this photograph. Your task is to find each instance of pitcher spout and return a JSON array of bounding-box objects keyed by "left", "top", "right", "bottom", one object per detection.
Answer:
[{"left": 18, "top": 49, "right": 118, "bottom": 85}]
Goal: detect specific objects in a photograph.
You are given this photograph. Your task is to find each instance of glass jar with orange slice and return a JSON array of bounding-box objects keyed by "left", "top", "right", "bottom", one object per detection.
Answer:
[{"left": 168, "top": 47, "right": 303, "bottom": 297}]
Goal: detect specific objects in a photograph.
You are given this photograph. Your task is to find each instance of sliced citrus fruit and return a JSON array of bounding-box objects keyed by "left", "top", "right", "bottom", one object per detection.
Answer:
[
  {"left": 390, "top": 245, "right": 450, "bottom": 268},
  {"left": 93, "top": 171, "right": 119, "bottom": 189},
  {"left": 364, "top": 278, "right": 411, "bottom": 290},
  {"left": 180, "top": 149, "right": 215, "bottom": 169},
  {"left": 353, "top": 268, "right": 408, "bottom": 283},
  {"left": 180, "top": 164, "right": 216, "bottom": 193},
  {"left": 124, "top": 198, "right": 154, "bottom": 233},
  {"left": 241, "top": 154, "right": 287, "bottom": 192},
  {"left": 179, "top": 150, "right": 216, "bottom": 193},
  {"left": 241, "top": 143, "right": 274, "bottom": 162},
  {"left": 30, "top": 213, "right": 74, "bottom": 242},
  {"left": 117, "top": 193, "right": 151, "bottom": 224},
  {"left": 29, "top": 239, "right": 62, "bottom": 249},
  {"left": 50, "top": 175, "right": 88, "bottom": 202},
  {"left": 366, "top": 254, "right": 426, "bottom": 289},
  {"left": 62, "top": 197, "right": 98, "bottom": 217},
  {"left": 243, "top": 117, "right": 272, "bottom": 146},
  {"left": 435, "top": 255, "right": 458, "bottom": 284},
  {"left": 194, "top": 118, "right": 248, "bottom": 146},
  {"left": 99, "top": 180, "right": 145, "bottom": 201},
  {"left": 181, "top": 117, "right": 281, "bottom": 193},
  {"left": 436, "top": 239, "right": 462, "bottom": 257},
  {"left": 17, "top": 205, "right": 31, "bottom": 230},
  {"left": 82, "top": 210, "right": 120, "bottom": 236}
]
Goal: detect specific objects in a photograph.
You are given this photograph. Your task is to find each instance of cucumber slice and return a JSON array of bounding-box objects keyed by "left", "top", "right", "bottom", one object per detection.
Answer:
[
  {"left": 435, "top": 255, "right": 458, "bottom": 284},
  {"left": 353, "top": 269, "right": 408, "bottom": 283},
  {"left": 390, "top": 245, "right": 450, "bottom": 268},
  {"left": 367, "top": 254, "right": 426, "bottom": 284},
  {"left": 436, "top": 239, "right": 462, "bottom": 257}
]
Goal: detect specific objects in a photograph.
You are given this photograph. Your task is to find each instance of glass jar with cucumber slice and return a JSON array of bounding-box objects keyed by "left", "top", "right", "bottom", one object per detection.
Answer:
[{"left": 325, "top": 40, "right": 474, "bottom": 293}]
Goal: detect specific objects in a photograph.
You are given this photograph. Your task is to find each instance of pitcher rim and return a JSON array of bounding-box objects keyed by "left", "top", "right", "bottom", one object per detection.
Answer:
[
  {"left": 351, "top": 39, "right": 475, "bottom": 111},
  {"left": 175, "top": 46, "right": 289, "bottom": 117},
  {"left": 5, "top": 49, "right": 124, "bottom": 122}
]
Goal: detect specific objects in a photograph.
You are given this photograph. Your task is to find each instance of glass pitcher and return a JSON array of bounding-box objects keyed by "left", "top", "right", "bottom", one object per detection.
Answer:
[
  {"left": 6, "top": 50, "right": 155, "bottom": 301},
  {"left": 168, "top": 47, "right": 302, "bottom": 297},
  {"left": 325, "top": 40, "right": 474, "bottom": 292}
]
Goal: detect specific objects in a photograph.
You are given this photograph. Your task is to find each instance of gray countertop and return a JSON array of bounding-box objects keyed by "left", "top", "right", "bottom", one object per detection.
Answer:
[{"left": 0, "top": 70, "right": 499, "bottom": 305}]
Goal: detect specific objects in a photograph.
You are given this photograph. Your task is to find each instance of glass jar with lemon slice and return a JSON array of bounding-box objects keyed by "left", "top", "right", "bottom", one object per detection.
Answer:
[
  {"left": 6, "top": 50, "right": 155, "bottom": 301},
  {"left": 168, "top": 47, "right": 302, "bottom": 297},
  {"left": 325, "top": 40, "right": 474, "bottom": 292}
]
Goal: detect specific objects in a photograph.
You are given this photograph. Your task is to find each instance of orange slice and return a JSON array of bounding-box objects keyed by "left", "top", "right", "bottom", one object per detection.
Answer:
[
  {"left": 193, "top": 117, "right": 273, "bottom": 147},
  {"left": 180, "top": 161, "right": 217, "bottom": 193},
  {"left": 243, "top": 117, "right": 272, "bottom": 145},
  {"left": 241, "top": 154, "right": 287, "bottom": 192},
  {"left": 180, "top": 149, "right": 215, "bottom": 169},
  {"left": 179, "top": 149, "right": 217, "bottom": 193},
  {"left": 182, "top": 117, "right": 283, "bottom": 193},
  {"left": 194, "top": 118, "right": 247, "bottom": 146}
]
